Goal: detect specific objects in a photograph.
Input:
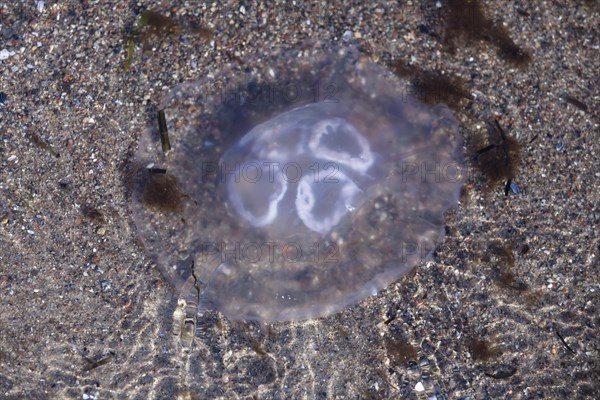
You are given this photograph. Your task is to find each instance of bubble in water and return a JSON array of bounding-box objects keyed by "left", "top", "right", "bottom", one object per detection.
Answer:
[{"left": 131, "top": 41, "right": 465, "bottom": 321}]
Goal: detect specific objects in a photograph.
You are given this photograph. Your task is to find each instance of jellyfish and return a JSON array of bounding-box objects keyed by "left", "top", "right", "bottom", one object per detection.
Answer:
[{"left": 131, "top": 41, "right": 465, "bottom": 321}]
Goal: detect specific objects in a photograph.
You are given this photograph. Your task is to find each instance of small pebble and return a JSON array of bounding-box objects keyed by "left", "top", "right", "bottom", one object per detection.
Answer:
[
  {"left": 0, "top": 49, "right": 15, "bottom": 60},
  {"left": 0, "top": 92, "right": 7, "bottom": 103},
  {"left": 1, "top": 27, "right": 16, "bottom": 40},
  {"left": 509, "top": 180, "right": 521, "bottom": 195}
]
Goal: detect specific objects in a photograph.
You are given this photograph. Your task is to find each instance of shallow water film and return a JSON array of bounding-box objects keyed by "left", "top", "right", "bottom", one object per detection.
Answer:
[{"left": 131, "top": 42, "right": 464, "bottom": 321}]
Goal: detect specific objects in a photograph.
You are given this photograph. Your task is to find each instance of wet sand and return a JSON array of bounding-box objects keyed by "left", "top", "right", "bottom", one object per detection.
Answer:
[{"left": 0, "top": 1, "right": 598, "bottom": 399}]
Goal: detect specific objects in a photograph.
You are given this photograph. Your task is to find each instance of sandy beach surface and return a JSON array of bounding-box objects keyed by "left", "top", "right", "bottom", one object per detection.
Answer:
[{"left": 0, "top": 1, "right": 598, "bottom": 399}]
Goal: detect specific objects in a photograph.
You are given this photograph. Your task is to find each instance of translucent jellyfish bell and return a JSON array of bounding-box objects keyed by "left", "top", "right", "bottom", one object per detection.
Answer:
[{"left": 131, "top": 41, "right": 465, "bottom": 321}]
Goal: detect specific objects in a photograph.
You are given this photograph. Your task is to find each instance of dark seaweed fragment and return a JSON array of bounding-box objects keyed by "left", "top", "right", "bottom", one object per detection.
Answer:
[
  {"left": 470, "top": 120, "right": 521, "bottom": 192},
  {"left": 442, "top": 0, "right": 532, "bottom": 67},
  {"left": 389, "top": 61, "right": 473, "bottom": 109},
  {"left": 140, "top": 169, "right": 184, "bottom": 212}
]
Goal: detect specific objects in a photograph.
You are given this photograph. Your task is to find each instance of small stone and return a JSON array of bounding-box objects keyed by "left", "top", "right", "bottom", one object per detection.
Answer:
[
  {"left": 0, "top": 49, "right": 15, "bottom": 60},
  {"left": 96, "top": 227, "right": 106, "bottom": 235},
  {"left": 0, "top": 92, "right": 7, "bottom": 103},
  {"left": 1, "top": 27, "right": 16, "bottom": 40}
]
